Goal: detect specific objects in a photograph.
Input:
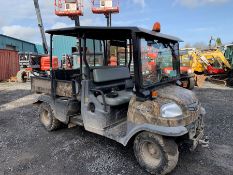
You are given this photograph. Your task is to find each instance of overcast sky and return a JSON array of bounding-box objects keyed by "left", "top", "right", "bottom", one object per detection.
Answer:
[{"left": 0, "top": 0, "right": 232, "bottom": 45}]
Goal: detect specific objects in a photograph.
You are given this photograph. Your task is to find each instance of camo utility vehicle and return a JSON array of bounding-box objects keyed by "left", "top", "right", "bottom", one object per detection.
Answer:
[{"left": 32, "top": 26, "right": 206, "bottom": 174}]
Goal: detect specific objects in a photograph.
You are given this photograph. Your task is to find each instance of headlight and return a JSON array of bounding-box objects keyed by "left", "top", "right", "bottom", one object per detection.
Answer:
[{"left": 161, "top": 103, "right": 183, "bottom": 118}]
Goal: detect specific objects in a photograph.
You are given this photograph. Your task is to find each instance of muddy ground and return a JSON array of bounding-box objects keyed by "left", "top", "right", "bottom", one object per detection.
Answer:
[{"left": 0, "top": 82, "right": 233, "bottom": 175}]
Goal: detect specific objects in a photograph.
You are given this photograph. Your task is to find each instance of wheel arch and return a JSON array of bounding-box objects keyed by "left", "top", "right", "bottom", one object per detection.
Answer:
[
  {"left": 33, "top": 94, "right": 54, "bottom": 107},
  {"left": 121, "top": 124, "right": 188, "bottom": 146}
]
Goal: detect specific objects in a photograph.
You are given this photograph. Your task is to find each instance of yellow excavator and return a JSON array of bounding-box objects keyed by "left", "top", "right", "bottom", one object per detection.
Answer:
[{"left": 181, "top": 47, "right": 233, "bottom": 86}]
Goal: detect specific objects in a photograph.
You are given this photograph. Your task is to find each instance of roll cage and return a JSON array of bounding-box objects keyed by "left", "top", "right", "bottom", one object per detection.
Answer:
[{"left": 46, "top": 26, "right": 182, "bottom": 98}]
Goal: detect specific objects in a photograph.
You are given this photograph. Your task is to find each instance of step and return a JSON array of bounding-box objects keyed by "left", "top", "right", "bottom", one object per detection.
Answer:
[
  {"left": 70, "top": 115, "right": 84, "bottom": 126},
  {"left": 104, "top": 120, "right": 127, "bottom": 141}
]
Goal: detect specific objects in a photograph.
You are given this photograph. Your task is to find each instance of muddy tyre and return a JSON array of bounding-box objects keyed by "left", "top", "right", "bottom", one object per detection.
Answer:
[
  {"left": 16, "top": 70, "right": 27, "bottom": 83},
  {"left": 226, "top": 78, "right": 233, "bottom": 87},
  {"left": 188, "top": 77, "right": 195, "bottom": 90},
  {"left": 39, "top": 102, "right": 61, "bottom": 131},
  {"left": 134, "top": 132, "right": 179, "bottom": 175}
]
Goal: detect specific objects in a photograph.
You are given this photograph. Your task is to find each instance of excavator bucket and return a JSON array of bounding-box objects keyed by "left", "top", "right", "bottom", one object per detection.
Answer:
[{"left": 195, "top": 74, "right": 206, "bottom": 87}]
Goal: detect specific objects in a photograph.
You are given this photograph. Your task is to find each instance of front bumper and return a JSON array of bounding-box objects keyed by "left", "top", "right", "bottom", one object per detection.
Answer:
[
  {"left": 185, "top": 113, "right": 206, "bottom": 150},
  {"left": 189, "top": 129, "right": 204, "bottom": 151}
]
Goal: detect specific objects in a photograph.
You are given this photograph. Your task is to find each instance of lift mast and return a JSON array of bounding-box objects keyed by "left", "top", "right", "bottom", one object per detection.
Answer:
[
  {"left": 91, "top": 0, "right": 120, "bottom": 27},
  {"left": 33, "top": 0, "right": 49, "bottom": 54}
]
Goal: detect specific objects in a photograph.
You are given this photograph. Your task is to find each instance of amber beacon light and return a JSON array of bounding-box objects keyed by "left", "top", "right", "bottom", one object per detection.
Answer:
[{"left": 152, "top": 22, "right": 161, "bottom": 32}]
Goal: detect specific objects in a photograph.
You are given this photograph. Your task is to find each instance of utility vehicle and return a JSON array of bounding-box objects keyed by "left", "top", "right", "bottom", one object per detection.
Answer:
[{"left": 32, "top": 25, "right": 206, "bottom": 174}]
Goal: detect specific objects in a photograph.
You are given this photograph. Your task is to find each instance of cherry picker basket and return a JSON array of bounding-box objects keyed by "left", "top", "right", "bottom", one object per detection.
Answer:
[
  {"left": 91, "top": 0, "right": 119, "bottom": 14},
  {"left": 55, "top": 0, "right": 84, "bottom": 17}
]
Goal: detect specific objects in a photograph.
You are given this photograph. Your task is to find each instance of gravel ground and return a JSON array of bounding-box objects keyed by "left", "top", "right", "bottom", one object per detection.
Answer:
[{"left": 0, "top": 82, "right": 233, "bottom": 175}]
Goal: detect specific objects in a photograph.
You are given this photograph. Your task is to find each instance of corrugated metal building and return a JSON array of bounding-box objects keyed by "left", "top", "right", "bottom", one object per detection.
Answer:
[
  {"left": 0, "top": 34, "right": 101, "bottom": 59},
  {"left": 0, "top": 34, "right": 100, "bottom": 81},
  {"left": 53, "top": 36, "right": 77, "bottom": 60},
  {"left": 0, "top": 34, "right": 38, "bottom": 53},
  {"left": 53, "top": 35, "right": 101, "bottom": 60},
  {"left": 0, "top": 34, "right": 43, "bottom": 81},
  {"left": 35, "top": 44, "right": 45, "bottom": 54}
]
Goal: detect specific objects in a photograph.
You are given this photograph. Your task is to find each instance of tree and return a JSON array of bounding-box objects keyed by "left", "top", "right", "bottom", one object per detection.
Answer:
[
  {"left": 193, "top": 42, "right": 208, "bottom": 50},
  {"left": 184, "top": 43, "right": 191, "bottom": 48},
  {"left": 216, "top": 37, "right": 222, "bottom": 46}
]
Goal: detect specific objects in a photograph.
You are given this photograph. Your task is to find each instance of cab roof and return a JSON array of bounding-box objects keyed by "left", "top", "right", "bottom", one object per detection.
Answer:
[{"left": 46, "top": 26, "right": 182, "bottom": 43}]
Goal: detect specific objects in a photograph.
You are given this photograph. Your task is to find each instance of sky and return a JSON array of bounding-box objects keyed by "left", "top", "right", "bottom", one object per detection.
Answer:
[{"left": 0, "top": 0, "right": 232, "bottom": 46}]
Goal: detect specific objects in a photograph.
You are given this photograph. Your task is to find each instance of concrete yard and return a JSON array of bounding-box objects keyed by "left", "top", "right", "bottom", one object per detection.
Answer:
[{"left": 0, "top": 82, "right": 233, "bottom": 175}]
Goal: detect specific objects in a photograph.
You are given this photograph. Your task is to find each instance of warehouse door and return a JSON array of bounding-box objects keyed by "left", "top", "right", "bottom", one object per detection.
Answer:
[{"left": 5, "top": 45, "right": 16, "bottom": 51}]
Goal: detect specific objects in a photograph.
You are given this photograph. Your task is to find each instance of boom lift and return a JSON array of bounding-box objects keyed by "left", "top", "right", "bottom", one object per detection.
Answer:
[
  {"left": 54, "top": 0, "right": 85, "bottom": 69},
  {"left": 17, "top": 0, "right": 59, "bottom": 83},
  {"left": 34, "top": 0, "right": 49, "bottom": 54},
  {"left": 54, "top": 0, "right": 84, "bottom": 26},
  {"left": 91, "top": 0, "right": 120, "bottom": 27}
]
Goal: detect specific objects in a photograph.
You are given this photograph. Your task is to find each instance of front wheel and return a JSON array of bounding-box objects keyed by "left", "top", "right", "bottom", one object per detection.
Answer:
[
  {"left": 134, "top": 132, "right": 179, "bottom": 175},
  {"left": 39, "top": 102, "right": 62, "bottom": 131},
  {"left": 16, "top": 70, "right": 27, "bottom": 83}
]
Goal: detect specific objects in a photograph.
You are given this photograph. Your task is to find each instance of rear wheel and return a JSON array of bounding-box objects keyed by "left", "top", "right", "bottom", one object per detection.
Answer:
[
  {"left": 187, "top": 77, "right": 195, "bottom": 90},
  {"left": 226, "top": 78, "right": 233, "bottom": 87},
  {"left": 226, "top": 71, "right": 233, "bottom": 87},
  {"left": 39, "top": 102, "right": 62, "bottom": 131},
  {"left": 16, "top": 70, "right": 27, "bottom": 83},
  {"left": 134, "top": 132, "right": 179, "bottom": 175}
]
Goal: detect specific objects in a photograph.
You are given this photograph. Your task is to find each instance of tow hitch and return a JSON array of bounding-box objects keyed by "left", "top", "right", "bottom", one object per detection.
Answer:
[
  {"left": 189, "top": 131, "right": 209, "bottom": 151},
  {"left": 199, "top": 136, "right": 209, "bottom": 148}
]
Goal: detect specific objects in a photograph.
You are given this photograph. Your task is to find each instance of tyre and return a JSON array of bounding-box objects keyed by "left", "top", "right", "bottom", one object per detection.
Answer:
[
  {"left": 226, "top": 78, "right": 233, "bottom": 87},
  {"left": 134, "top": 132, "right": 179, "bottom": 175},
  {"left": 39, "top": 102, "right": 62, "bottom": 131},
  {"left": 187, "top": 77, "right": 195, "bottom": 90},
  {"left": 16, "top": 70, "right": 27, "bottom": 83},
  {"left": 226, "top": 71, "right": 233, "bottom": 87}
]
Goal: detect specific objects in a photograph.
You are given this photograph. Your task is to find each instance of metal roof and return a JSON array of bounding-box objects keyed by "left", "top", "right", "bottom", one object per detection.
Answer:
[
  {"left": 0, "top": 34, "right": 38, "bottom": 53},
  {"left": 225, "top": 43, "right": 233, "bottom": 47},
  {"left": 0, "top": 34, "right": 36, "bottom": 45},
  {"left": 46, "top": 26, "right": 182, "bottom": 42}
]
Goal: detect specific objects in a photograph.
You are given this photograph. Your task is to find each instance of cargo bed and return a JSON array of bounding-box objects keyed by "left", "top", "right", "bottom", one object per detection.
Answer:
[{"left": 31, "top": 77, "right": 73, "bottom": 97}]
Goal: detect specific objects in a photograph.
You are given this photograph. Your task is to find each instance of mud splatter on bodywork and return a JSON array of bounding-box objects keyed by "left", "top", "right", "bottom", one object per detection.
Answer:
[{"left": 127, "top": 85, "right": 204, "bottom": 127}]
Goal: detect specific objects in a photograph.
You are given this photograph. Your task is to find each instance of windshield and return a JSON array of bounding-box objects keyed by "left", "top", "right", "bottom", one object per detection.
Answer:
[
  {"left": 140, "top": 38, "right": 179, "bottom": 86},
  {"left": 180, "top": 53, "right": 192, "bottom": 67}
]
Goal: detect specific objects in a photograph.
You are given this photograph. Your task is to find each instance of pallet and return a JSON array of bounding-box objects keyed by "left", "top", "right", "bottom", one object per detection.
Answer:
[{"left": 7, "top": 76, "right": 17, "bottom": 82}]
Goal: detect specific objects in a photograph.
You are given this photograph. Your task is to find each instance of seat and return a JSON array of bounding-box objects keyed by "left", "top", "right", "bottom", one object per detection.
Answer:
[
  {"left": 93, "top": 66, "right": 130, "bottom": 83},
  {"left": 97, "top": 90, "right": 133, "bottom": 106},
  {"left": 93, "top": 66, "right": 133, "bottom": 106}
]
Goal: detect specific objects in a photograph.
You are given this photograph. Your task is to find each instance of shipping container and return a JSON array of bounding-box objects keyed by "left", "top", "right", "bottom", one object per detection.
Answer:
[{"left": 0, "top": 49, "right": 19, "bottom": 81}]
